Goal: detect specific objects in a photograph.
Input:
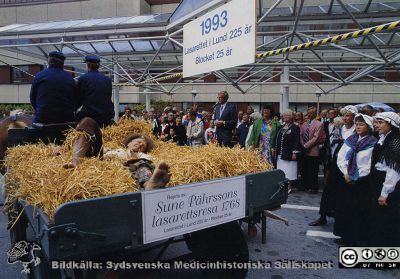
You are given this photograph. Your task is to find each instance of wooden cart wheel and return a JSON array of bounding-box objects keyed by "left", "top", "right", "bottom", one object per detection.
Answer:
[{"left": 185, "top": 221, "right": 249, "bottom": 279}]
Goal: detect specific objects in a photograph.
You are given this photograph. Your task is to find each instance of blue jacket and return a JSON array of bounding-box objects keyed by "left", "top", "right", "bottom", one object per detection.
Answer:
[
  {"left": 76, "top": 70, "right": 114, "bottom": 126},
  {"left": 237, "top": 122, "right": 251, "bottom": 148},
  {"left": 30, "top": 66, "right": 78, "bottom": 123}
]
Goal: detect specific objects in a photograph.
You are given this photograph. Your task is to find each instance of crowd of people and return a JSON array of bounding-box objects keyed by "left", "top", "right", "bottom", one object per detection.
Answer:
[
  {"left": 307, "top": 106, "right": 400, "bottom": 247},
  {"left": 25, "top": 51, "right": 400, "bottom": 246},
  {"left": 124, "top": 95, "right": 400, "bottom": 247}
]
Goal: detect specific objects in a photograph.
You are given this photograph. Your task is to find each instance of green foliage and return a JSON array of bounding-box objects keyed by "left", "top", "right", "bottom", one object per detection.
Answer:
[
  {"left": 0, "top": 104, "right": 33, "bottom": 114},
  {"left": 131, "top": 100, "right": 174, "bottom": 113}
]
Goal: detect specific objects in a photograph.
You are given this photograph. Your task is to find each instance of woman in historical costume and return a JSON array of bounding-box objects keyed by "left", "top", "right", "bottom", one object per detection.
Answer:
[
  {"left": 309, "top": 106, "right": 356, "bottom": 227},
  {"left": 247, "top": 107, "right": 280, "bottom": 165},
  {"left": 273, "top": 110, "right": 300, "bottom": 193},
  {"left": 368, "top": 112, "right": 400, "bottom": 246},
  {"left": 334, "top": 114, "right": 377, "bottom": 245}
]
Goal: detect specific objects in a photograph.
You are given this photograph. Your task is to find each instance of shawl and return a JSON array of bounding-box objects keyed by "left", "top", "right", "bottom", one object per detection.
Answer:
[
  {"left": 372, "top": 131, "right": 400, "bottom": 173},
  {"left": 345, "top": 134, "right": 377, "bottom": 181}
]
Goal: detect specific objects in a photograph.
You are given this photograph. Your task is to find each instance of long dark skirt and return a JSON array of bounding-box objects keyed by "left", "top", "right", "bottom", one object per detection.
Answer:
[
  {"left": 367, "top": 170, "right": 400, "bottom": 246},
  {"left": 333, "top": 175, "right": 370, "bottom": 244},
  {"left": 319, "top": 161, "right": 340, "bottom": 217}
]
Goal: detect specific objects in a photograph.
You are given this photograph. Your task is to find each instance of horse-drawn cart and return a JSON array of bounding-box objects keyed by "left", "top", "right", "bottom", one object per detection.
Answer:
[{"left": 6, "top": 128, "right": 288, "bottom": 279}]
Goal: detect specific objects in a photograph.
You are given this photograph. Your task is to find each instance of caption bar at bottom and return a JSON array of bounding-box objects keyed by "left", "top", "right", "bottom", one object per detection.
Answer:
[{"left": 51, "top": 260, "right": 334, "bottom": 270}]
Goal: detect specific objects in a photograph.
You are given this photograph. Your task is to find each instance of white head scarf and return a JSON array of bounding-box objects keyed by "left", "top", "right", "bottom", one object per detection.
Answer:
[
  {"left": 340, "top": 105, "right": 358, "bottom": 115},
  {"left": 355, "top": 113, "right": 374, "bottom": 130},
  {"left": 374, "top": 112, "right": 400, "bottom": 128}
]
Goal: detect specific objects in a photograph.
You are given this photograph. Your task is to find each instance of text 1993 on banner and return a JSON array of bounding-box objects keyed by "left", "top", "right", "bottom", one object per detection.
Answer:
[{"left": 183, "top": 0, "right": 256, "bottom": 78}]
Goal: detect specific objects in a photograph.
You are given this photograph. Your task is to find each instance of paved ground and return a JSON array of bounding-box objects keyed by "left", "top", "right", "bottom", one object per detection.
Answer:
[{"left": 1, "top": 179, "right": 399, "bottom": 279}]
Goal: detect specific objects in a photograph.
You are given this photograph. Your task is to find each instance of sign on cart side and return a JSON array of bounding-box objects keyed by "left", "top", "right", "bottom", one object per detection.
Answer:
[
  {"left": 141, "top": 176, "right": 246, "bottom": 244},
  {"left": 183, "top": 0, "right": 256, "bottom": 78}
]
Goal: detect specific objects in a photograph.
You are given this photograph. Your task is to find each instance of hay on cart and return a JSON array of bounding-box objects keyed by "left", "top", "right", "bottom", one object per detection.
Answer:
[{"left": 4, "top": 120, "right": 272, "bottom": 219}]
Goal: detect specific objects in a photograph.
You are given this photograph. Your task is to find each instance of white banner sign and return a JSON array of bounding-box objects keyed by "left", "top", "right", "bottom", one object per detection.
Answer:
[
  {"left": 182, "top": 0, "right": 256, "bottom": 78},
  {"left": 141, "top": 176, "right": 246, "bottom": 244}
]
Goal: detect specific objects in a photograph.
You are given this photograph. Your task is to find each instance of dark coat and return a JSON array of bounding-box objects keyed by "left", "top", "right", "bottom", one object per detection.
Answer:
[
  {"left": 323, "top": 121, "right": 330, "bottom": 158},
  {"left": 214, "top": 102, "right": 237, "bottom": 146},
  {"left": 30, "top": 66, "right": 78, "bottom": 124},
  {"left": 152, "top": 118, "right": 161, "bottom": 136},
  {"left": 76, "top": 70, "right": 114, "bottom": 126},
  {"left": 323, "top": 121, "right": 330, "bottom": 144},
  {"left": 273, "top": 123, "right": 300, "bottom": 161},
  {"left": 368, "top": 131, "right": 400, "bottom": 246},
  {"left": 174, "top": 124, "right": 187, "bottom": 146},
  {"left": 237, "top": 122, "right": 251, "bottom": 148},
  {"left": 163, "top": 121, "right": 176, "bottom": 140}
]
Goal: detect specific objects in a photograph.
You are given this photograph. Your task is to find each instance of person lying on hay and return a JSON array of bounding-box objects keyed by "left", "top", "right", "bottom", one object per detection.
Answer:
[
  {"left": 103, "top": 133, "right": 171, "bottom": 190},
  {"left": 58, "top": 131, "right": 170, "bottom": 190}
]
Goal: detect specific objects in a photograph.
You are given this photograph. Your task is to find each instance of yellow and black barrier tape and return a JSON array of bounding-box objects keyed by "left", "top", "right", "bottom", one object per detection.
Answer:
[
  {"left": 122, "top": 20, "right": 400, "bottom": 86},
  {"left": 135, "top": 73, "right": 183, "bottom": 86},
  {"left": 256, "top": 20, "right": 400, "bottom": 59},
  {"left": 113, "top": 72, "right": 183, "bottom": 87}
]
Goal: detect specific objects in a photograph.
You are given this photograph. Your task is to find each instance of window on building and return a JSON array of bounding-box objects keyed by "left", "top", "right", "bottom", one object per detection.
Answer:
[
  {"left": 0, "top": 66, "right": 11, "bottom": 84},
  {"left": 11, "top": 65, "right": 30, "bottom": 84}
]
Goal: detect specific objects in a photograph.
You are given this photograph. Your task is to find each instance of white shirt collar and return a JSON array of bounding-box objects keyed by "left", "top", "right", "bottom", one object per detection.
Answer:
[
  {"left": 220, "top": 103, "right": 227, "bottom": 115},
  {"left": 378, "top": 130, "right": 392, "bottom": 146}
]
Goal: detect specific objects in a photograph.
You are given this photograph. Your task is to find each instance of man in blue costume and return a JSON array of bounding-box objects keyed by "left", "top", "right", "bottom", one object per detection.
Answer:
[
  {"left": 64, "top": 55, "right": 114, "bottom": 168},
  {"left": 75, "top": 54, "right": 114, "bottom": 127},
  {"left": 30, "top": 51, "right": 77, "bottom": 124}
]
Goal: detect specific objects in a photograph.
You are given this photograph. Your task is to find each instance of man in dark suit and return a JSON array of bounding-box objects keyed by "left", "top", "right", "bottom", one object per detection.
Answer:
[{"left": 213, "top": 91, "right": 237, "bottom": 147}]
